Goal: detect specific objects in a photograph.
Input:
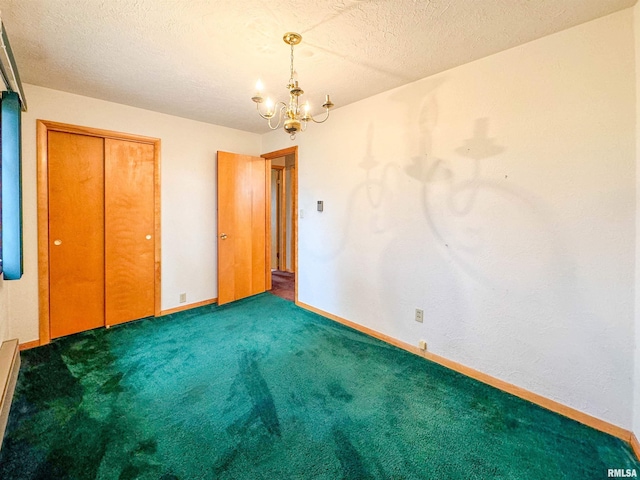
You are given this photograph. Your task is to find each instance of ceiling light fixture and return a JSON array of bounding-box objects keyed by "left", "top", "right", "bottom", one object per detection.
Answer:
[{"left": 252, "top": 32, "right": 334, "bottom": 139}]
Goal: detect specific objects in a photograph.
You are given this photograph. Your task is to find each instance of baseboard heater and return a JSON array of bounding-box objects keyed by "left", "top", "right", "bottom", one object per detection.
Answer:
[{"left": 0, "top": 339, "right": 20, "bottom": 450}]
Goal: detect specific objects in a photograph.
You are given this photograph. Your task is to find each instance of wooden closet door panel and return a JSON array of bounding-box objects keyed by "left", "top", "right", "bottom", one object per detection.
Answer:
[
  {"left": 105, "top": 139, "right": 155, "bottom": 326},
  {"left": 48, "top": 131, "right": 105, "bottom": 338}
]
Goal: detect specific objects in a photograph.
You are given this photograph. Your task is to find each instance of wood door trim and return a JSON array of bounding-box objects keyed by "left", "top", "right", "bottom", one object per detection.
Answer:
[
  {"left": 37, "top": 120, "right": 160, "bottom": 144},
  {"left": 291, "top": 163, "right": 297, "bottom": 275},
  {"left": 271, "top": 165, "right": 286, "bottom": 271},
  {"left": 36, "top": 120, "right": 162, "bottom": 345},
  {"left": 36, "top": 121, "right": 51, "bottom": 344},
  {"left": 154, "top": 139, "right": 162, "bottom": 317},
  {"left": 265, "top": 159, "right": 272, "bottom": 290},
  {"left": 280, "top": 168, "right": 287, "bottom": 272},
  {"left": 159, "top": 297, "right": 217, "bottom": 316},
  {"left": 631, "top": 433, "right": 640, "bottom": 461},
  {"left": 261, "top": 148, "right": 298, "bottom": 161},
  {"left": 261, "top": 146, "right": 297, "bottom": 301},
  {"left": 18, "top": 340, "right": 41, "bottom": 351}
]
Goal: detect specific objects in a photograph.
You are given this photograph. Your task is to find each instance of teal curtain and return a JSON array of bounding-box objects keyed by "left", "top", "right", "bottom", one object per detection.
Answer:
[{"left": 1, "top": 90, "right": 23, "bottom": 280}]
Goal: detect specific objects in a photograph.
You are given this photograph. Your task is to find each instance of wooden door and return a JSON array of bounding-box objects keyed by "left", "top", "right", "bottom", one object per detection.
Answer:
[
  {"left": 48, "top": 132, "right": 105, "bottom": 338},
  {"left": 105, "top": 139, "right": 156, "bottom": 326},
  {"left": 217, "top": 151, "right": 269, "bottom": 305}
]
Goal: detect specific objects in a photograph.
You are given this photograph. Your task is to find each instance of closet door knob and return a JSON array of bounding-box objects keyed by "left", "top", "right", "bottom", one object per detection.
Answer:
[
  {"left": 53, "top": 239, "right": 62, "bottom": 246},
  {"left": 220, "top": 233, "right": 227, "bottom": 240},
  {"left": 146, "top": 235, "right": 152, "bottom": 240}
]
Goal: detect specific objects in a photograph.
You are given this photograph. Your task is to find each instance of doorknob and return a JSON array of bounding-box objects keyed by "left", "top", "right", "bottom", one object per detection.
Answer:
[
  {"left": 53, "top": 239, "right": 62, "bottom": 246},
  {"left": 146, "top": 235, "right": 152, "bottom": 240},
  {"left": 220, "top": 233, "right": 228, "bottom": 240}
]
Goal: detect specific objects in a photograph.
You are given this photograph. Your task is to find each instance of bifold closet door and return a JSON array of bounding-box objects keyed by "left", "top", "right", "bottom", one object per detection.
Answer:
[
  {"left": 48, "top": 132, "right": 105, "bottom": 339},
  {"left": 105, "top": 139, "right": 155, "bottom": 326}
]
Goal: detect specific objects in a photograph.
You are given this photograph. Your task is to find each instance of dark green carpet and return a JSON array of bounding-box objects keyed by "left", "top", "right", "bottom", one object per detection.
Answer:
[{"left": 0, "top": 293, "right": 638, "bottom": 479}]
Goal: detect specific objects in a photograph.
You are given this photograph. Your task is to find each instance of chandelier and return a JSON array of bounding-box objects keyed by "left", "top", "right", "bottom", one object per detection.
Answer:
[{"left": 252, "top": 32, "right": 334, "bottom": 139}]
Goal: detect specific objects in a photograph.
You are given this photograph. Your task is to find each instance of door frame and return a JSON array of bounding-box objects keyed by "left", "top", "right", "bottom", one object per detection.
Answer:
[
  {"left": 36, "top": 120, "right": 162, "bottom": 346},
  {"left": 262, "top": 146, "right": 298, "bottom": 302},
  {"left": 271, "top": 165, "right": 286, "bottom": 271}
]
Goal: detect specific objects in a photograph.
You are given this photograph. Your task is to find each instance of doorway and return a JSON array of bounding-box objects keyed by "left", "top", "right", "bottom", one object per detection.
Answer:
[{"left": 263, "top": 147, "right": 297, "bottom": 302}]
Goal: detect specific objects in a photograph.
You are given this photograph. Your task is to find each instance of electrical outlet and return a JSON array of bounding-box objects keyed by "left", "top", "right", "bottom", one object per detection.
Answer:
[
  {"left": 418, "top": 340, "right": 427, "bottom": 351},
  {"left": 415, "top": 308, "right": 424, "bottom": 323},
  {"left": 179, "top": 293, "right": 186, "bottom": 303}
]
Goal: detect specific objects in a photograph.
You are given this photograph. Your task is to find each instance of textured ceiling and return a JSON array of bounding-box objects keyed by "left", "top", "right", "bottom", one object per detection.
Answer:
[{"left": 0, "top": 0, "right": 635, "bottom": 133}]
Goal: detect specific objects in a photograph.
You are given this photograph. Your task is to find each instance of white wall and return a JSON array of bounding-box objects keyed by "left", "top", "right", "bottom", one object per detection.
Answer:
[
  {"left": 0, "top": 279, "right": 7, "bottom": 344},
  {"left": 634, "top": 1, "right": 640, "bottom": 441},
  {"left": 8, "top": 84, "right": 261, "bottom": 343},
  {"left": 263, "top": 9, "right": 636, "bottom": 429}
]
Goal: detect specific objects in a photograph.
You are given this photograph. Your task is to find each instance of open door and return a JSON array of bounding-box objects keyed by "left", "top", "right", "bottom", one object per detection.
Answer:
[{"left": 217, "top": 151, "right": 270, "bottom": 305}]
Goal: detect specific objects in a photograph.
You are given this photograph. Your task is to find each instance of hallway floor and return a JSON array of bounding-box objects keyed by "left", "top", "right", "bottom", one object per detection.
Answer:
[{"left": 270, "top": 270, "right": 294, "bottom": 301}]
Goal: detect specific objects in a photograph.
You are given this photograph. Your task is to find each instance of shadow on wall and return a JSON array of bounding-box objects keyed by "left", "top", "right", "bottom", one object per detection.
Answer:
[
  {"left": 372, "top": 78, "right": 589, "bottom": 367},
  {"left": 383, "top": 78, "right": 573, "bottom": 289},
  {"left": 411, "top": 116, "right": 505, "bottom": 283},
  {"left": 301, "top": 66, "right": 623, "bottom": 409},
  {"left": 376, "top": 81, "right": 630, "bottom": 405},
  {"left": 308, "top": 74, "right": 576, "bottom": 300}
]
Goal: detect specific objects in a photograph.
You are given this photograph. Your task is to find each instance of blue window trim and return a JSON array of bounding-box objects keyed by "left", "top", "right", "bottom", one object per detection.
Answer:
[{"left": 1, "top": 90, "right": 22, "bottom": 280}]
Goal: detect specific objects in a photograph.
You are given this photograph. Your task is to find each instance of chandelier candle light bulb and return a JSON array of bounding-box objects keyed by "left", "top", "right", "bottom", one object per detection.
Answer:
[
  {"left": 302, "top": 101, "right": 310, "bottom": 121},
  {"left": 265, "top": 98, "right": 274, "bottom": 117},
  {"left": 251, "top": 80, "right": 264, "bottom": 104},
  {"left": 252, "top": 32, "right": 334, "bottom": 139}
]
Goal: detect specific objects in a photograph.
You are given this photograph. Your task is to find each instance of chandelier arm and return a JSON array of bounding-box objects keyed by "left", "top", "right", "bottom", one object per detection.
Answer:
[
  {"left": 266, "top": 103, "right": 288, "bottom": 130},
  {"left": 309, "top": 108, "right": 331, "bottom": 124},
  {"left": 256, "top": 101, "right": 286, "bottom": 124},
  {"left": 255, "top": 102, "right": 273, "bottom": 121}
]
